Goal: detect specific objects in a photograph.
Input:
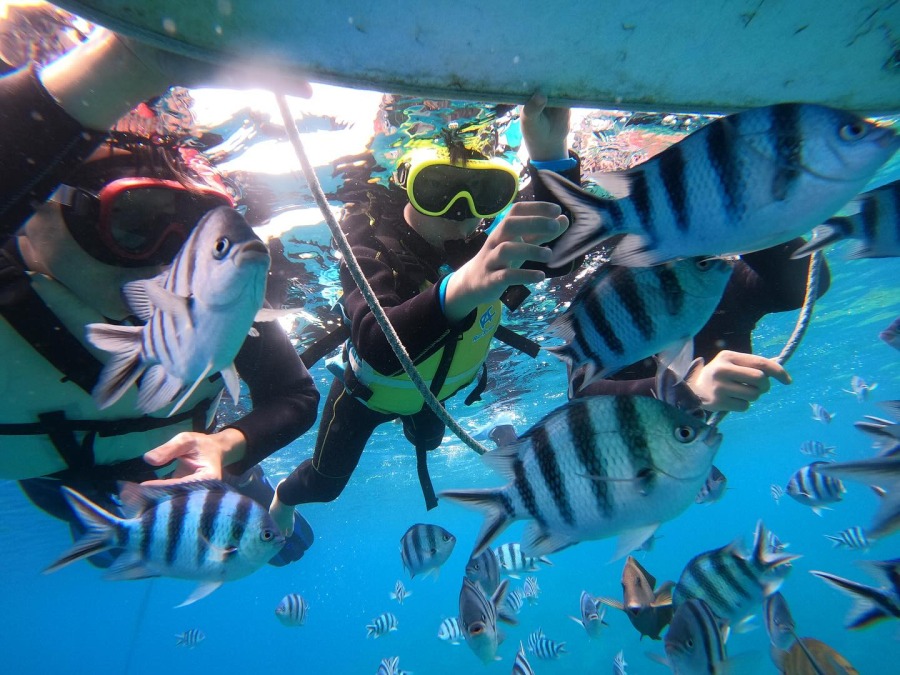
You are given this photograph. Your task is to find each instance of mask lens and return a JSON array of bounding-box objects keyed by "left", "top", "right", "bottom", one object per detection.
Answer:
[{"left": 409, "top": 161, "right": 517, "bottom": 218}]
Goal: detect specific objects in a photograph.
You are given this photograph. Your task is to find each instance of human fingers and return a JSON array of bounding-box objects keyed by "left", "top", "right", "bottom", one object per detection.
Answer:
[
  {"left": 722, "top": 352, "right": 792, "bottom": 385},
  {"left": 143, "top": 432, "right": 194, "bottom": 466},
  {"left": 140, "top": 469, "right": 217, "bottom": 487},
  {"left": 522, "top": 92, "right": 549, "bottom": 118},
  {"left": 715, "top": 364, "right": 774, "bottom": 394},
  {"left": 489, "top": 241, "right": 555, "bottom": 269}
]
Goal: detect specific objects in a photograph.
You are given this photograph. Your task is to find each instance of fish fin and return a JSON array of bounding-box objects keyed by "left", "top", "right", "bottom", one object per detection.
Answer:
[
  {"left": 487, "top": 424, "right": 519, "bottom": 448},
  {"left": 247, "top": 326, "right": 260, "bottom": 338},
  {"left": 124, "top": 278, "right": 191, "bottom": 323},
  {"left": 104, "top": 552, "right": 158, "bottom": 581},
  {"left": 568, "top": 615, "right": 585, "bottom": 628},
  {"left": 587, "top": 170, "right": 633, "bottom": 199},
  {"left": 612, "top": 524, "right": 660, "bottom": 561},
  {"left": 43, "top": 487, "right": 121, "bottom": 574},
  {"left": 253, "top": 307, "right": 294, "bottom": 323},
  {"left": 166, "top": 362, "right": 214, "bottom": 417},
  {"left": 136, "top": 364, "right": 183, "bottom": 414},
  {"left": 732, "top": 615, "right": 758, "bottom": 634},
  {"left": 596, "top": 596, "right": 625, "bottom": 610},
  {"left": 655, "top": 340, "right": 693, "bottom": 375},
  {"left": 220, "top": 363, "right": 241, "bottom": 404},
  {"left": 538, "top": 556, "right": 554, "bottom": 566},
  {"left": 438, "top": 488, "right": 512, "bottom": 557},
  {"left": 810, "top": 570, "right": 891, "bottom": 629},
  {"left": 789, "top": 221, "right": 852, "bottom": 258},
  {"left": 537, "top": 169, "right": 625, "bottom": 267},
  {"left": 651, "top": 582, "right": 675, "bottom": 607},
  {"left": 609, "top": 233, "right": 674, "bottom": 267},
  {"left": 493, "top": 579, "right": 518, "bottom": 626},
  {"left": 481, "top": 440, "right": 529, "bottom": 480},
  {"left": 521, "top": 522, "right": 579, "bottom": 556},
  {"left": 116, "top": 480, "right": 233, "bottom": 518},
  {"left": 645, "top": 652, "right": 670, "bottom": 667},
  {"left": 175, "top": 580, "right": 223, "bottom": 608},
  {"left": 867, "top": 488, "right": 900, "bottom": 538},
  {"left": 85, "top": 324, "right": 145, "bottom": 409}
]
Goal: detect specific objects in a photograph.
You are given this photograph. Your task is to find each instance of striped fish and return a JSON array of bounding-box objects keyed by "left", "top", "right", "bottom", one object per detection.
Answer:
[
  {"left": 770, "top": 483, "right": 785, "bottom": 505},
  {"left": 673, "top": 521, "right": 799, "bottom": 626},
  {"left": 175, "top": 628, "right": 205, "bottom": 648},
  {"left": 86, "top": 207, "right": 272, "bottom": 415},
  {"left": 786, "top": 461, "right": 846, "bottom": 515},
  {"left": 695, "top": 465, "right": 728, "bottom": 505},
  {"left": 399, "top": 523, "right": 456, "bottom": 579},
  {"left": 44, "top": 480, "right": 285, "bottom": 607},
  {"left": 825, "top": 526, "right": 872, "bottom": 551},
  {"left": 465, "top": 548, "right": 500, "bottom": 595},
  {"left": 810, "top": 403, "right": 834, "bottom": 423},
  {"left": 613, "top": 650, "right": 628, "bottom": 675},
  {"left": 365, "top": 612, "right": 398, "bottom": 639},
  {"left": 569, "top": 590, "right": 608, "bottom": 639},
  {"left": 523, "top": 576, "right": 540, "bottom": 605},
  {"left": 844, "top": 375, "right": 877, "bottom": 402},
  {"left": 459, "top": 577, "right": 514, "bottom": 663},
  {"left": 814, "top": 455, "right": 900, "bottom": 537},
  {"left": 527, "top": 628, "right": 567, "bottom": 660},
  {"left": 512, "top": 641, "right": 535, "bottom": 675},
  {"left": 390, "top": 580, "right": 411, "bottom": 605},
  {"left": 799, "top": 440, "right": 836, "bottom": 458},
  {"left": 376, "top": 656, "right": 411, "bottom": 675},
  {"left": 764, "top": 591, "right": 798, "bottom": 652},
  {"left": 766, "top": 530, "right": 789, "bottom": 554},
  {"left": 792, "top": 179, "right": 900, "bottom": 260},
  {"left": 494, "top": 542, "right": 552, "bottom": 577},
  {"left": 441, "top": 395, "right": 721, "bottom": 559},
  {"left": 275, "top": 593, "right": 308, "bottom": 626},
  {"left": 503, "top": 588, "right": 526, "bottom": 616},
  {"left": 547, "top": 258, "right": 732, "bottom": 394},
  {"left": 811, "top": 559, "right": 900, "bottom": 629},
  {"left": 437, "top": 616, "right": 463, "bottom": 645},
  {"left": 664, "top": 598, "right": 728, "bottom": 674},
  {"left": 539, "top": 103, "right": 899, "bottom": 268}
]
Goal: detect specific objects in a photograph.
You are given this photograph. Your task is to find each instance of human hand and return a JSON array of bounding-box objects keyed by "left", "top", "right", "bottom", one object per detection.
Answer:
[
  {"left": 268, "top": 479, "right": 296, "bottom": 537},
  {"left": 141, "top": 428, "right": 247, "bottom": 486},
  {"left": 686, "top": 350, "right": 792, "bottom": 412},
  {"left": 443, "top": 201, "right": 568, "bottom": 322},
  {"left": 520, "top": 93, "right": 571, "bottom": 162}
]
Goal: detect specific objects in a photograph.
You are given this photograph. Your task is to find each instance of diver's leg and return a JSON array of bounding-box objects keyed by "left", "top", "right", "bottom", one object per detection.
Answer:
[{"left": 402, "top": 407, "right": 447, "bottom": 510}]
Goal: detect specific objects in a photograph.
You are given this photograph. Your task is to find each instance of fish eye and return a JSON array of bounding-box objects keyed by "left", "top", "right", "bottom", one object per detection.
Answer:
[
  {"left": 695, "top": 258, "right": 713, "bottom": 270},
  {"left": 442, "top": 534, "right": 452, "bottom": 541},
  {"left": 674, "top": 425, "right": 697, "bottom": 442},
  {"left": 686, "top": 638, "right": 694, "bottom": 649},
  {"left": 838, "top": 122, "right": 868, "bottom": 141},
  {"left": 260, "top": 528, "right": 276, "bottom": 541},
  {"left": 213, "top": 237, "right": 232, "bottom": 259}
]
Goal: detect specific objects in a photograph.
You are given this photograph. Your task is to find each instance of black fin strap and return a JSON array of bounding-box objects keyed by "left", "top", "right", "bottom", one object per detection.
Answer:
[
  {"left": 415, "top": 444, "right": 439, "bottom": 511},
  {"left": 495, "top": 324, "right": 541, "bottom": 358}
]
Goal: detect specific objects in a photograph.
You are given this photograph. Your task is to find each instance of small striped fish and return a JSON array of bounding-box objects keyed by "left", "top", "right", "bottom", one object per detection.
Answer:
[
  {"left": 814, "top": 455, "right": 900, "bottom": 537},
  {"left": 792, "top": 179, "right": 900, "bottom": 260},
  {"left": 569, "top": 591, "right": 608, "bottom": 639},
  {"left": 528, "top": 628, "right": 567, "bottom": 660},
  {"left": 844, "top": 375, "right": 877, "bottom": 402},
  {"left": 465, "top": 548, "right": 500, "bottom": 595},
  {"left": 825, "top": 526, "right": 871, "bottom": 551},
  {"left": 376, "top": 656, "right": 410, "bottom": 675},
  {"left": 275, "top": 593, "right": 308, "bottom": 626},
  {"left": 390, "top": 580, "right": 411, "bottom": 605},
  {"left": 437, "top": 616, "right": 463, "bottom": 644},
  {"left": 86, "top": 207, "right": 272, "bottom": 415},
  {"left": 365, "top": 612, "right": 398, "bottom": 639},
  {"left": 764, "top": 592, "right": 798, "bottom": 651},
  {"left": 786, "top": 461, "right": 846, "bottom": 515},
  {"left": 442, "top": 395, "right": 721, "bottom": 559},
  {"left": 664, "top": 599, "right": 728, "bottom": 674},
  {"left": 766, "top": 530, "right": 789, "bottom": 553},
  {"left": 770, "top": 483, "right": 785, "bottom": 505},
  {"left": 810, "top": 403, "right": 835, "bottom": 423},
  {"left": 547, "top": 258, "right": 732, "bottom": 394},
  {"left": 44, "top": 480, "right": 285, "bottom": 607},
  {"left": 799, "top": 440, "right": 836, "bottom": 458},
  {"left": 811, "top": 560, "right": 900, "bottom": 629},
  {"left": 673, "top": 521, "right": 799, "bottom": 626},
  {"left": 513, "top": 641, "right": 535, "bottom": 675},
  {"left": 175, "top": 629, "right": 205, "bottom": 648},
  {"left": 613, "top": 650, "right": 628, "bottom": 675},
  {"left": 503, "top": 588, "right": 526, "bottom": 615},
  {"left": 459, "top": 577, "right": 514, "bottom": 663},
  {"left": 494, "top": 543, "right": 552, "bottom": 577},
  {"left": 523, "top": 576, "right": 540, "bottom": 605},
  {"left": 695, "top": 465, "right": 727, "bottom": 505},
  {"left": 539, "top": 103, "right": 899, "bottom": 268},
  {"left": 399, "top": 523, "right": 456, "bottom": 579}
]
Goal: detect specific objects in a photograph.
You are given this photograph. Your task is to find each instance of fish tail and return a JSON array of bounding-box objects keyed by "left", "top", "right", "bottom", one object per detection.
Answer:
[
  {"left": 537, "top": 170, "right": 622, "bottom": 267},
  {"left": 790, "top": 219, "right": 853, "bottom": 258},
  {"left": 44, "top": 487, "right": 123, "bottom": 574},
  {"left": 439, "top": 488, "right": 513, "bottom": 557},
  {"left": 85, "top": 323, "right": 145, "bottom": 410},
  {"left": 810, "top": 571, "right": 892, "bottom": 629}
]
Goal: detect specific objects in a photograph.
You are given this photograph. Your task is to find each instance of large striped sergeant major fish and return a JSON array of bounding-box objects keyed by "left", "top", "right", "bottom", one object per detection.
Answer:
[
  {"left": 547, "top": 257, "right": 733, "bottom": 396},
  {"left": 459, "top": 577, "right": 515, "bottom": 663},
  {"left": 44, "top": 480, "right": 285, "bottom": 607},
  {"left": 86, "top": 206, "right": 273, "bottom": 416},
  {"left": 538, "top": 103, "right": 899, "bottom": 268},
  {"left": 441, "top": 395, "right": 721, "bottom": 560}
]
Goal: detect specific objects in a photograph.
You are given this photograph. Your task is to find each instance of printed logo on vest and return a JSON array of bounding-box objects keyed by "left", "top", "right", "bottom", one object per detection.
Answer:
[{"left": 473, "top": 305, "right": 497, "bottom": 343}]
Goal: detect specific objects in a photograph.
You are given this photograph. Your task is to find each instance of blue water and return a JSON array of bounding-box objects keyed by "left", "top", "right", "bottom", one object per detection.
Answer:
[{"left": 2, "top": 94, "right": 899, "bottom": 673}]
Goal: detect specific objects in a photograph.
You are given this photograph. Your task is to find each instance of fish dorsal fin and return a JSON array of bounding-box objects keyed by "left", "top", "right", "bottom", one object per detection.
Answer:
[
  {"left": 482, "top": 440, "right": 528, "bottom": 480},
  {"left": 628, "top": 555, "right": 658, "bottom": 590},
  {"left": 116, "top": 479, "right": 233, "bottom": 518},
  {"left": 123, "top": 277, "right": 191, "bottom": 323}
]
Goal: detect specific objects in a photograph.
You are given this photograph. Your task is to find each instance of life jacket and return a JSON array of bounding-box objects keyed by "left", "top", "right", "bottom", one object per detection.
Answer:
[{"left": 0, "top": 248, "right": 219, "bottom": 480}]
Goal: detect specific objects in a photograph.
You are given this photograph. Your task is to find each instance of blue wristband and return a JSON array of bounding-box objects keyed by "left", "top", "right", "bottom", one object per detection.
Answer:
[
  {"left": 438, "top": 272, "right": 453, "bottom": 313},
  {"left": 529, "top": 157, "right": 577, "bottom": 172}
]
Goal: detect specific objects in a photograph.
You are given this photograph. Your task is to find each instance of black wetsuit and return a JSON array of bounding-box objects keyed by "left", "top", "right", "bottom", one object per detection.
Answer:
[
  {"left": 0, "top": 66, "right": 321, "bottom": 561},
  {"left": 276, "top": 161, "right": 582, "bottom": 508}
]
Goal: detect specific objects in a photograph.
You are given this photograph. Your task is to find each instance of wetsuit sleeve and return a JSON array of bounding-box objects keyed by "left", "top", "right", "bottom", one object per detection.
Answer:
[
  {"left": 739, "top": 237, "right": 831, "bottom": 313},
  {"left": 224, "top": 320, "right": 321, "bottom": 475},
  {"left": 0, "top": 66, "right": 106, "bottom": 238},
  {"left": 342, "top": 235, "right": 456, "bottom": 374}
]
